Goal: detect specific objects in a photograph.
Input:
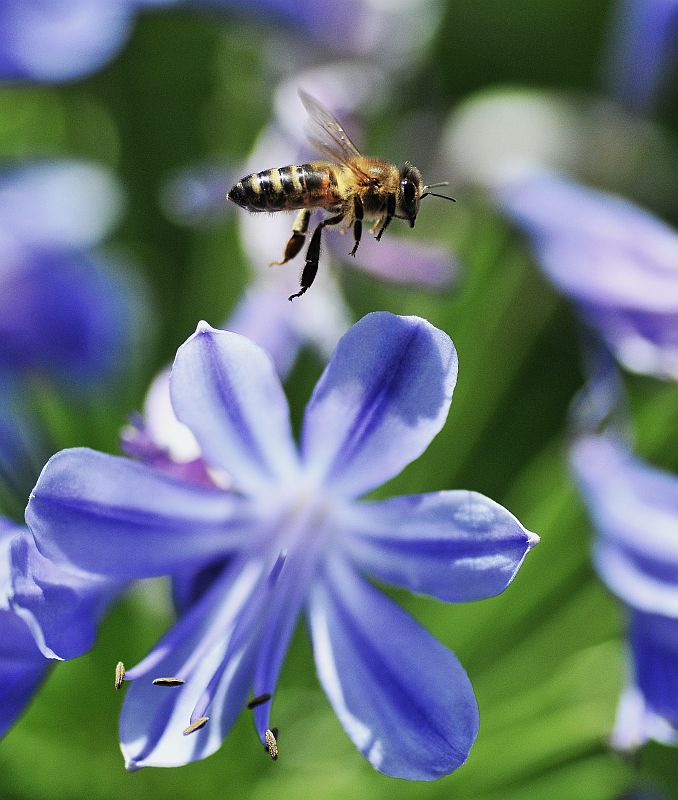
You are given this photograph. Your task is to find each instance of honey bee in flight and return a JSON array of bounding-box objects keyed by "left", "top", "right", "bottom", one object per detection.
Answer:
[{"left": 227, "top": 91, "right": 455, "bottom": 301}]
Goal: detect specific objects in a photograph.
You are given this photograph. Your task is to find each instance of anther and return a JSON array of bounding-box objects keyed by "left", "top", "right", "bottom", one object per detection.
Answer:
[
  {"left": 182, "top": 716, "right": 210, "bottom": 736},
  {"left": 265, "top": 728, "right": 279, "bottom": 761},
  {"left": 246, "top": 693, "right": 272, "bottom": 710},
  {"left": 152, "top": 677, "right": 185, "bottom": 687},
  {"left": 114, "top": 661, "right": 126, "bottom": 691}
]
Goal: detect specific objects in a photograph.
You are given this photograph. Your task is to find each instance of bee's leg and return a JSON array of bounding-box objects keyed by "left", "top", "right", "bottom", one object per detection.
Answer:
[
  {"left": 270, "top": 209, "right": 311, "bottom": 266},
  {"left": 375, "top": 193, "right": 396, "bottom": 241},
  {"left": 288, "top": 212, "right": 344, "bottom": 301},
  {"left": 349, "top": 195, "right": 363, "bottom": 257}
]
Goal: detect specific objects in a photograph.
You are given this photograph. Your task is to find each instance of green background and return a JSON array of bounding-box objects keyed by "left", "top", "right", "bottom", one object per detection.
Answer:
[{"left": 2, "top": 1, "right": 677, "bottom": 798}]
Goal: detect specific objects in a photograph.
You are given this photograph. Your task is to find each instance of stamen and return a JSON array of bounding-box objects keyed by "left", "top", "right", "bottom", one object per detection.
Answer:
[
  {"left": 114, "top": 661, "right": 126, "bottom": 690},
  {"left": 187, "top": 555, "right": 289, "bottom": 726},
  {"left": 265, "top": 728, "right": 278, "bottom": 761},
  {"left": 268, "top": 550, "right": 287, "bottom": 586},
  {"left": 182, "top": 716, "right": 209, "bottom": 736},
  {"left": 152, "top": 677, "right": 185, "bottom": 687},
  {"left": 246, "top": 692, "right": 271, "bottom": 710}
]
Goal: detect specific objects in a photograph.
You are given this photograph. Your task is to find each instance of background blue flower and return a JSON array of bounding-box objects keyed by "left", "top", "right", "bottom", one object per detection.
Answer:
[
  {"left": 496, "top": 171, "right": 678, "bottom": 380},
  {"left": 0, "top": 160, "right": 148, "bottom": 513},
  {"left": 603, "top": 0, "right": 678, "bottom": 113},
  {"left": 0, "top": 160, "right": 143, "bottom": 384},
  {"left": 0, "top": 0, "right": 174, "bottom": 83},
  {"left": 571, "top": 433, "right": 678, "bottom": 750}
]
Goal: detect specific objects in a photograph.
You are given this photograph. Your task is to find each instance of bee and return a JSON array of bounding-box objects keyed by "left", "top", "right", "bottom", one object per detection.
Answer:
[{"left": 227, "top": 91, "right": 455, "bottom": 301}]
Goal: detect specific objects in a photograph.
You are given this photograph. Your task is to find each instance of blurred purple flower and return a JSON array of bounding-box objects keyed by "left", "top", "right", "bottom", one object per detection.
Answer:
[
  {"left": 0, "top": 0, "right": 175, "bottom": 83},
  {"left": 190, "top": 0, "right": 441, "bottom": 67},
  {"left": 571, "top": 434, "right": 678, "bottom": 749},
  {"left": 0, "top": 159, "right": 143, "bottom": 384},
  {"left": 604, "top": 0, "right": 678, "bottom": 113},
  {"left": 26, "top": 312, "right": 537, "bottom": 776},
  {"left": 120, "top": 370, "right": 216, "bottom": 487},
  {"left": 497, "top": 171, "right": 678, "bottom": 380},
  {"left": 0, "top": 0, "right": 441, "bottom": 84}
]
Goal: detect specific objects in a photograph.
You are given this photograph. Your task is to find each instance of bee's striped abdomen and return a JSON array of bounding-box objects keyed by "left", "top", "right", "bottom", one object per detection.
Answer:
[{"left": 227, "top": 163, "right": 340, "bottom": 212}]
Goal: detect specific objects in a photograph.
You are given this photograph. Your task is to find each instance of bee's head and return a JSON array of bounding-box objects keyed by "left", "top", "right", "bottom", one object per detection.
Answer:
[{"left": 397, "top": 162, "right": 424, "bottom": 228}]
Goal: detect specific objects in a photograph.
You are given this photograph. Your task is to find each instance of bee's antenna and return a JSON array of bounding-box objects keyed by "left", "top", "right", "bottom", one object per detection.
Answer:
[
  {"left": 421, "top": 191, "right": 456, "bottom": 202},
  {"left": 421, "top": 182, "right": 455, "bottom": 201}
]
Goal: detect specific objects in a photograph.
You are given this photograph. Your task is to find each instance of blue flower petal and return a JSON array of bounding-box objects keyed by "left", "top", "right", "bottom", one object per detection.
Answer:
[
  {"left": 227, "top": 286, "right": 304, "bottom": 379},
  {"left": 9, "top": 533, "right": 120, "bottom": 660},
  {"left": 171, "top": 322, "right": 300, "bottom": 496},
  {"left": 605, "top": 0, "right": 678, "bottom": 113},
  {"left": 26, "top": 448, "right": 261, "bottom": 578},
  {"left": 571, "top": 435, "right": 678, "bottom": 614},
  {"left": 342, "top": 491, "right": 538, "bottom": 602},
  {"left": 171, "top": 559, "right": 231, "bottom": 616},
  {"left": 301, "top": 312, "right": 457, "bottom": 498},
  {"left": 0, "top": 520, "right": 49, "bottom": 738},
  {"left": 250, "top": 548, "right": 316, "bottom": 740},
  {"left": 330, "top": 234, "right": 458, "bottom": 288},
  {"left": 0, "top": 609, "right": 48, "bottom": 739},
  {"left": 308, "top": 557, "right": 479, "bottom": 780},
  {"left": 594, "top": 538, "right": 678, "bottom": 617},
  {"left": 630, "top": 609, "right": 678, "bottom": 734},
  {"left": 612, "top": 609, "right": 678, "bottom": 750}
]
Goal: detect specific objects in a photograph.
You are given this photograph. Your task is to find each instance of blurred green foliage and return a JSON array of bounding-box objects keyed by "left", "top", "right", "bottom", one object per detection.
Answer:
[{"left": 2, "top": 2, "right": 678, "bottom": 798}]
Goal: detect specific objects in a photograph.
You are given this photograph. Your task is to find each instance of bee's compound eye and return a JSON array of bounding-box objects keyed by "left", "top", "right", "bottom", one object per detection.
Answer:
[{"left": 401, "top": 179, "right": 416, "bottom": 204}]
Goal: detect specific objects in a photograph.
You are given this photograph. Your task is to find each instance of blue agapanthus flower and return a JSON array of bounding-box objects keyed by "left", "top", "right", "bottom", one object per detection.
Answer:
[
  {"left": 25, "top": 312, "right": 538, "bottom": 778},
  {"left": 497, "top": 170, "right": 678, "bottom": 380},
  {"left": 0, "top": 0, "right": 174, "bottom": 83},
  {"left": 571, "top": 433, "right": 678, "bottom": 750}
]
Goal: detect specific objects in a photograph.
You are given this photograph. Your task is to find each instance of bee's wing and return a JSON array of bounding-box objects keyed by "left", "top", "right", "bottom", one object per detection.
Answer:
[{"left": 300, "top": 90, "right": 369, "bottom": 179}]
